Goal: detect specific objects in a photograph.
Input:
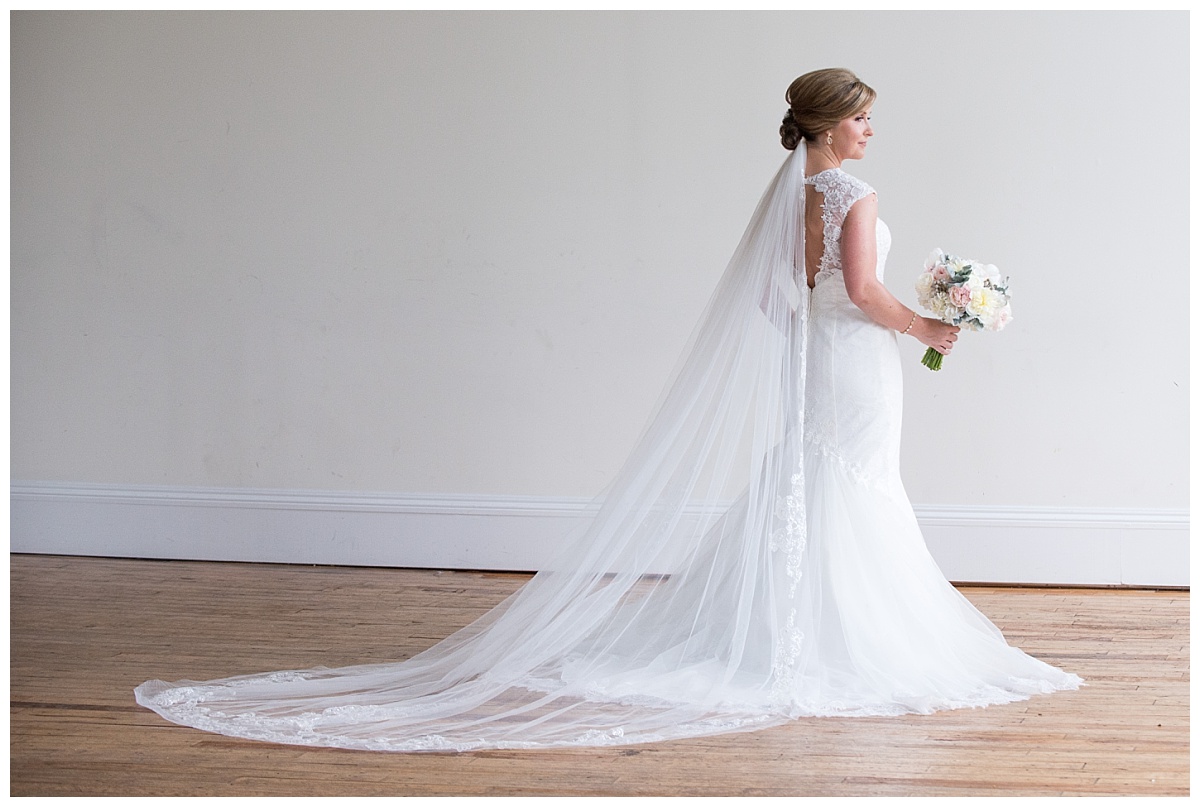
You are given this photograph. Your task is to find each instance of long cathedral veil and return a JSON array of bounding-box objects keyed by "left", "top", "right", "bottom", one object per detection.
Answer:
[{"left": 136, "top": 143, "right": 812, "bottom": 751}]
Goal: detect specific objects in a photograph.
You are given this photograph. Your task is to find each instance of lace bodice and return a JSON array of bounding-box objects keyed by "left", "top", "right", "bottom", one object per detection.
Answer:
[{"left": 804, "top": 167, "right": 891, "bottom": 286}]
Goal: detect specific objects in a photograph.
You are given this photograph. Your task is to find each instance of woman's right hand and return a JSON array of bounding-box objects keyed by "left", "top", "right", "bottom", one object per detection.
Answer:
[{"left": 913, "top": 317, "right": 960, "bottom": 355}]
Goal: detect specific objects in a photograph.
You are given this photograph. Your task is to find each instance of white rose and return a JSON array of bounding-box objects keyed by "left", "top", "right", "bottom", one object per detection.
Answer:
[
  {"left": 978, "top": 263, "right": 1002, "bottom": 283},
  {"left": 915, "top": 271, "right": 937, "bottom": 304},
  {"left": 924, "top": 248, "right": 944, "bottom": 271}
]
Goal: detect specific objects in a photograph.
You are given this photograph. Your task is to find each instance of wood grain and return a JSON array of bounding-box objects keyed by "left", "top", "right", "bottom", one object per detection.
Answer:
[{"left": 9, "top": 554, "right": 1188, "bottom": 796}]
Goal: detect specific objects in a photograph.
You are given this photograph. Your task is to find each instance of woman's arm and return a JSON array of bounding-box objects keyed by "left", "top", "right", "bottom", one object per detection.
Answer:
[{"left": 841, "top": 196, "right": 959, "bottom": 355}]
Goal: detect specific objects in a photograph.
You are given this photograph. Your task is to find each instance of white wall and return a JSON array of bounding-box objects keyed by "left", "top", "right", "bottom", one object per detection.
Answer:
[{"left": 11, "top": 11, "right": 1189, "bottom": 582}]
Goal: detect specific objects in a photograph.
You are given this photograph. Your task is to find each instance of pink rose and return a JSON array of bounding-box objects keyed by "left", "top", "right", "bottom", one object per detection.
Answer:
[
  {"left": 949, "top": 285, "right": 973, "bottom": 309},
  {"left": 932, "top": 264, "right": 951, "bottom": 282}
]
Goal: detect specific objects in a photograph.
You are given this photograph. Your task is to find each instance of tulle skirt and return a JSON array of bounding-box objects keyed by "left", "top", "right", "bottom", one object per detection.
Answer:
[{"left": 786, "top": 441, "right": 1082, "bottom": 716}]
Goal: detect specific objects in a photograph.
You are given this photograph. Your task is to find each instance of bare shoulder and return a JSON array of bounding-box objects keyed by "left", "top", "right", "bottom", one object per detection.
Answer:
[{"left": 844, "top": 191, "right": 878, "bottom": 226}]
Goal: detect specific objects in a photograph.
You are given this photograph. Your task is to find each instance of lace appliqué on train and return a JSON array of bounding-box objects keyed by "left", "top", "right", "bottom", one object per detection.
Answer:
[{"left": 770, "top": 473, "right": 807, "bottom": 597}]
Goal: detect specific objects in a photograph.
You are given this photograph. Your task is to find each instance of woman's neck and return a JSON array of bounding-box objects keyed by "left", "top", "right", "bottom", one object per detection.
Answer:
[{"left": 805, "top": 141, "right": 842, "bottom": 175}]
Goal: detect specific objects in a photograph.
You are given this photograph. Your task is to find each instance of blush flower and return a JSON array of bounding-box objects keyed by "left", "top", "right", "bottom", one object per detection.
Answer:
[
  {"left": 949, "top": 285, "right": 973, "bottom": 309},
  {"left": 988, "top": 303, "right": 1013, "bottom": 332}
]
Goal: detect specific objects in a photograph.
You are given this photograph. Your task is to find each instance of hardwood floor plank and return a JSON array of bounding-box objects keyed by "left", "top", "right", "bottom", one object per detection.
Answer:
[{"left": 10, "top": 554, "right": 1188, "bottom": 796}]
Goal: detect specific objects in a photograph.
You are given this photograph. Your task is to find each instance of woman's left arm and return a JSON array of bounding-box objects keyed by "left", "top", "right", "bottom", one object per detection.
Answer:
[
  {"left": 842, "top": 196, "right": 959, "bottom": 352},
  {"left": 840, "top": 194, "right": 914, "bottom": 331}
]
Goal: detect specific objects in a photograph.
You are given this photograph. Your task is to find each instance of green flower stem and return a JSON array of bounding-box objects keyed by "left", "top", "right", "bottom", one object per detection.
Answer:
[{"left": 921, "top": 347, "right": 944, "bottom": 371}]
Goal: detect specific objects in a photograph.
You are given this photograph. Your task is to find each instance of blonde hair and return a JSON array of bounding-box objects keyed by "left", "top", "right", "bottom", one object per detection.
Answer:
[{"left": 780, "top": 68, "right": 876, "bottom": 150}]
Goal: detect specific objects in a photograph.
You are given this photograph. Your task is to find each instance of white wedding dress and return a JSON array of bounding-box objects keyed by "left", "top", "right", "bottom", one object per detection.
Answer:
[{"left": 136, "top": 146, "right": 1081, "bottom": 752}]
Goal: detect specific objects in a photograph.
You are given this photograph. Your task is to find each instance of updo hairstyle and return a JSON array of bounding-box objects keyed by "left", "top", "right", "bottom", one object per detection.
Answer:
[{"left": 780, "top": 68, "right": 876, "bottom": 151}]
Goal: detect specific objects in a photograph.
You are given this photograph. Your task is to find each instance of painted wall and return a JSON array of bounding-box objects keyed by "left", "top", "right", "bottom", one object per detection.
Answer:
[{"left": 12, "top": 12, "right": 1188, "bottom": 536}]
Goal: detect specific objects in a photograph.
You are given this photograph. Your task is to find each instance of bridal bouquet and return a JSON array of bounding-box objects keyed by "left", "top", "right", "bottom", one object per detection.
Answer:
[{"left": 915, "top": 249, "right": 1012, "bottom": 371}]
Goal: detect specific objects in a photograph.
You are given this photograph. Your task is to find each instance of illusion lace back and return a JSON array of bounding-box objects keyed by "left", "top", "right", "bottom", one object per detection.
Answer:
[{"left": 136, "top": 150, "right": 1081, "bottom": 752}]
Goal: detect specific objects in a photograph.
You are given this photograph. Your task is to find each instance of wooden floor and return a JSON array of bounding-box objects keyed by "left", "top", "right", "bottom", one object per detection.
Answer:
[{"left": 9, "top": 554, "right": 1189, "bottom": 796}]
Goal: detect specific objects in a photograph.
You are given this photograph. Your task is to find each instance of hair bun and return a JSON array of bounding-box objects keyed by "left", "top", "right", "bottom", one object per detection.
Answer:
[{"left": 779, "top": 108, "right": 803, "bottom": 151}]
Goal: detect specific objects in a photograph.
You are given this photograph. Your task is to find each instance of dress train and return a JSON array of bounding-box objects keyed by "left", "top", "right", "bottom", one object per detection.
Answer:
[{"left": 136, "top": 144, "right": 1080, "bottom": 751}]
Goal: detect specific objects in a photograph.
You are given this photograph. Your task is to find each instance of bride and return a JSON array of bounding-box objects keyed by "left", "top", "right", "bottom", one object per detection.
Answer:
[{"left": 136, "top": 68, "right": 1082, "bottom": 752}]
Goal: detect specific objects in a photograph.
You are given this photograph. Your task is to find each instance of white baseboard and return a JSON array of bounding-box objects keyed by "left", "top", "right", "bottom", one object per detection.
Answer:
[{"left": 10, "top": 481, "right": 1189, "bottom": 587}]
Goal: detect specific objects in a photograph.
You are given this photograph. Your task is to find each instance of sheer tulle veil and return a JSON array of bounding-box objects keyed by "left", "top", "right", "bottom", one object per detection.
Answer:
[{"left": 136, "top": 143, "right": 817, "bottom": 751}]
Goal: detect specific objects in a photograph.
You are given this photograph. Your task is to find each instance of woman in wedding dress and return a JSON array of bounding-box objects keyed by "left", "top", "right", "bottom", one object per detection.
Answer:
[{"left": 136, "top": 68, "right": 1081, "bottom": 752}]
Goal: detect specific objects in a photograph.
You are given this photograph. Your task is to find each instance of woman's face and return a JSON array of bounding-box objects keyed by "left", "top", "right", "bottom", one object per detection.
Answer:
[{"left": 830, "top": 107, "right": 873, "bottom": 161}]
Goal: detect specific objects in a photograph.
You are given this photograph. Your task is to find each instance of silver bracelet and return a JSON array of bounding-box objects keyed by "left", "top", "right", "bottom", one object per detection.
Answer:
[{"left": 901, "top": 311, "right": 917, "bottom": 334}]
